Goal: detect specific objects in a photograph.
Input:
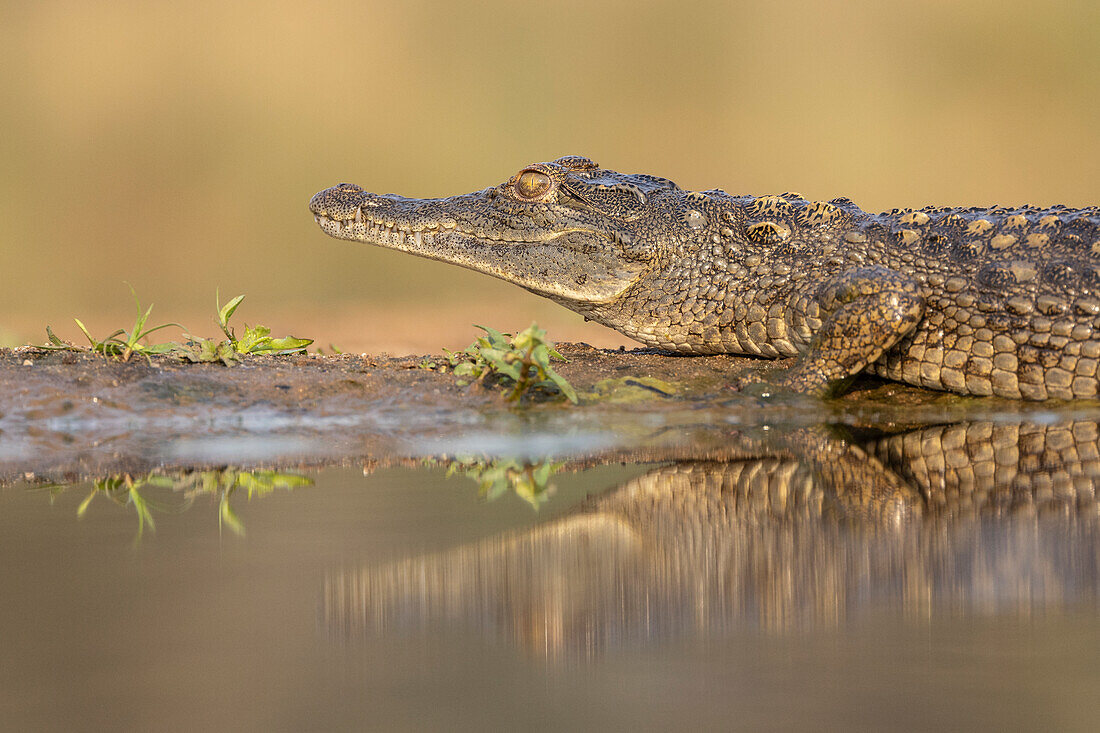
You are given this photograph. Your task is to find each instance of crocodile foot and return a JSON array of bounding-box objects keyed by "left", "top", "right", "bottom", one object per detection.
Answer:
[{"left": 733, "top": 363, "right": 853, "bottom": 399}]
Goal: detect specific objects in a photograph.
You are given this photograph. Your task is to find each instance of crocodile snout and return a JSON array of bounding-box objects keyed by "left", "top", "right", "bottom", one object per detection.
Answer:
[{"left": 309, "top": 183, "right": 370, "bottom": 221}]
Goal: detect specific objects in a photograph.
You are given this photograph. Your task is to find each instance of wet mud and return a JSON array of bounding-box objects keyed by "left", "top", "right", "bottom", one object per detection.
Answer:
[{"left": 0, "top": 342, "right": 1090, "bottom": 484}]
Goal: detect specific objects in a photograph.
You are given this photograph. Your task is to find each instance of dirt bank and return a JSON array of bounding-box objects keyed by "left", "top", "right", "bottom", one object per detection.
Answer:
[{"left": 0, "top": 343, "right": 1034, "bottom": 483}]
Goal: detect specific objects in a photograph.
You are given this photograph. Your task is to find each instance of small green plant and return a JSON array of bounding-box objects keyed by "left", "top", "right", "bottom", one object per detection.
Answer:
[
  {"left": 41, "top": 286, "right": 182, "bottom": 363},
  {"left": 40, "top": 288, "right": 312, "bottom": 365},
  {"left": 220, "top": 293, "right": 313, "bottom": 355},
  {"left": 176, "top": 336, "right": 241, "bottom": 366},
  {"left": 443, "top": 323, "right": 577, "bottom": 403},
  {"left": 177, "top": 294, "right": 313, "bottom": 364},
  {"left": 443, "top": 456, "right": 564, "bottom": 509}
]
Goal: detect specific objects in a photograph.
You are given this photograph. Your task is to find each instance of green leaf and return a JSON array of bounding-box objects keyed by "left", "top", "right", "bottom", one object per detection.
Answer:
[
  {"left": 235, "top": 472, "right": 275, "bottom": 496},
  {"left": 128, "top": 487, "right": 156, "bottom": 538},
  {"left": 200, "top": 472, "right": 221, "bottom": 494},
  {"left": 483, "top": 480, "right": 509, "bottom": 501},
  {"left": 76, "top": 489, "right": 97, "bottom": 518},
  {"left": 546, "top": 343, "right": 566, "bottom": 362},
  {"left": 533, "top": 462, "right": 553, "bottom": 485},
  {"left": 473, "top": 324, "right": 509, "bottom": 346},
  {"left": 262, "top": 336, "right": 313, "bottom": 353},
  {"left": 218, "top": 294, "right": 246, "bottom": 330},
  {"left": 45, "top": 325, "right": 66, "bottom": 347},
  {"left": 547, "top": 370, "right": 579, "bottom": 403},
  {"left": 217, "top": 342, "right": 241, "bottom": 366},
  {"left": 233, "top": 324, "right": 271, "bottom": 353},
  {"left": 219, "top": 493, "right": 246, "bottom": 536},
  {"left": 129, "top": 302, "right": 156, "bottom": 342},
  {"left": 530, "top": 343, "right": 551, "bottom": 370},
  {"left": 135, "top": 321, "right": 184, "bottom": 340},
  {"left": 511, "top": 327, "right": 536, "bottom": 351},
  {"left": 452, "top": 362, "right": 477, "bottom": 377},
  {"left": 73, "top": 318, "right": 97, "bottom": 346},
  {"left": 482, "top": 356, "right": 522, "bottom": 381},
  {"left": 268, "top": 472, "right": 313, "bottom": 489}
]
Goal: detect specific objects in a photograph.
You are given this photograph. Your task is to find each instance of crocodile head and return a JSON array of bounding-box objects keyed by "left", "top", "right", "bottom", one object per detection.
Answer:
[{"left": 309, "top": 156, "right": 680, "bottom": 307}]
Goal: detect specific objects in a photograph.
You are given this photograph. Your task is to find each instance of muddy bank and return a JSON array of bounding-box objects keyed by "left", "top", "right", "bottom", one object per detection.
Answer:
[{"left": 0, "top": 343, "right": 1068, "bottom": 483}]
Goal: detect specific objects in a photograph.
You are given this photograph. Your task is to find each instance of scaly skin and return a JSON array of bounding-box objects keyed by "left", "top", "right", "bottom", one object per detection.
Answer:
[
  {"left": 324, "top": 422, "right": 1100, "bottom": 646},
  {"left": 310, "top": 156, "right": 1100, "bottom": 399}
]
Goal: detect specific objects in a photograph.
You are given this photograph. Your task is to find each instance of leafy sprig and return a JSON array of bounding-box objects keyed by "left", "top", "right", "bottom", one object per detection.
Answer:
[{"left": 442, "top": 323, "right": 577, "bottom": 403}]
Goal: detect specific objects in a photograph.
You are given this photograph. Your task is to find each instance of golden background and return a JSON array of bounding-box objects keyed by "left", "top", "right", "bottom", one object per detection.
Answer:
[{"left": 2, "top": 0, "right": 1098, "bottom": 353}]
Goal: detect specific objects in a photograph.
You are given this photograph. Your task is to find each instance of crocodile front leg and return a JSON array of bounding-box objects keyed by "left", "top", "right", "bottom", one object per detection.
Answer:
[{"left": 743, "top": 266, "right": 926, "bottom": 397}]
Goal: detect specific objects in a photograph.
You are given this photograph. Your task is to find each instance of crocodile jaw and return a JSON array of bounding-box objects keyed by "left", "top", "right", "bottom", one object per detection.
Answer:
[{"left": 309, "top": 185, "right": 646, "bottom": 305}]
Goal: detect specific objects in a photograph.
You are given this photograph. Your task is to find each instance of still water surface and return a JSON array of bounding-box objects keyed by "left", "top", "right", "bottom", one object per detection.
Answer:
[{"left": 3, "top": 421, "right": 1100, "bottom": 731}]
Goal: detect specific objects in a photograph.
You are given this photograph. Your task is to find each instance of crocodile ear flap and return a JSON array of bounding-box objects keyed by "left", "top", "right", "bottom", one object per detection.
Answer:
[{"left": 564, "top": 179, "right": 649, "bottom": 219}]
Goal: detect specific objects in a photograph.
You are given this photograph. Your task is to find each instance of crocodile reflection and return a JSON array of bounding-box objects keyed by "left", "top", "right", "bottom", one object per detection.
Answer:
[{"left": 325, "top": 421, "right": 1100, "bottom": 655}]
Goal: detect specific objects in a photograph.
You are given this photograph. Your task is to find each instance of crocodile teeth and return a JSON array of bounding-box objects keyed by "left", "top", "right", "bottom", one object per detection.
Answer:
[
  {"left": 354, "top": 208, "right": 363, "bottom": 223},
  {"left": 413, "top": 231, "right": 422, "bottom": 246}
]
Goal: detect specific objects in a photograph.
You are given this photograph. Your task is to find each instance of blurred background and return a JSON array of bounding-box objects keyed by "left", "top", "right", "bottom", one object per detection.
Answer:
[{"left": 2, "top": 0, "right": 1097, "bottom": 354}]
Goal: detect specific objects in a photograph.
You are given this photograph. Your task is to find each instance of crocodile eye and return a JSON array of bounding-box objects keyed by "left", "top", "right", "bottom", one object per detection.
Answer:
[{"left": 515, "top": 170, "right": 552, "bottom": 199}]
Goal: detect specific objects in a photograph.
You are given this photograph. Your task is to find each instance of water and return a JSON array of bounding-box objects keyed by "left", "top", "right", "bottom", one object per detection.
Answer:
[{"left": 3, "top": 417, "right": 1100, "bottom": 731}]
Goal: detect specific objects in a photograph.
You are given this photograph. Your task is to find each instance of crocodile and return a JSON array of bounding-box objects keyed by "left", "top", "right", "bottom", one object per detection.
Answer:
[{"left": 309, "top": 156, "right": 1100, "bottom": 399}]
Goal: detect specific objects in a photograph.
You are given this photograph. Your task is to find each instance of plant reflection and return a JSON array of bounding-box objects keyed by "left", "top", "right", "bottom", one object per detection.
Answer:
[
  {"left": 38, "top": 469, "right": 312, "bottom": 541},
  {"left": 439, "top": 456, "right": 565, "bottom": 509}
]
